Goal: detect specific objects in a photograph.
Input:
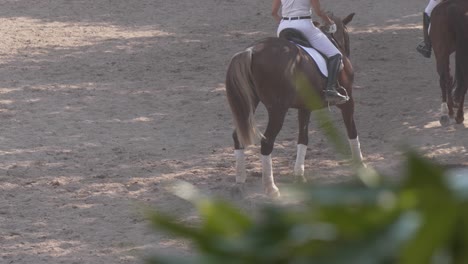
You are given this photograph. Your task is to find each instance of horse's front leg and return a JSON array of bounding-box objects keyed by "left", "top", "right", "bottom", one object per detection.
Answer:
[
  {"left": 294, "top": 109, "right": 311, "bottom": 183},
  {"left": 446, "top": 74, "right": 455, "bottom": 112},
  {"left": 338, "top": 98, "right": 365, "bottom": 167},
  {"left": 455, "top": 93, "right": 465, "bottom": 124},
  {"left": 454, "top": 58, "right": 468, "bottom": 124}
]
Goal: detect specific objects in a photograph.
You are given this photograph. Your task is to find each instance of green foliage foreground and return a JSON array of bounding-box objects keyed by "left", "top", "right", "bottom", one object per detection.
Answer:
[
  {"left": 146, "top": 153, "right": 468, "bottom": 264},
  {"left": 146, "top": 73, "right": 468, "bottom": 263}
]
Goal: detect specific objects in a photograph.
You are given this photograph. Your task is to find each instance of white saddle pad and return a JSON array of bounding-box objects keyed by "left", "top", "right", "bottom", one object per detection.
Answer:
[{"left": 297, "top": 44, "right": 328, "bottom": 77}]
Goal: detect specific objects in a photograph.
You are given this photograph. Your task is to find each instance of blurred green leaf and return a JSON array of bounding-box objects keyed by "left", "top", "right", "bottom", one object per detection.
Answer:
[
  {"left": 400, "top": 153, "right": 458, "bottom": 264},
  {"left": 447, "top": 202, "right": 468, "bottom": 264},
  {"left": 198, "top": 199, "right": 252, "bottom": 237},
  {"left": 148, "top": 212, "right": 203, "bottom": 241},
  {"left": 145, "top": 119, "right": 468, "bottom": 264},
  {"left": 146, "top": 255, "right": 192, "bottom": 264},
  {"left": 309, "top": 211, "right": 420, "bottom": 264}
]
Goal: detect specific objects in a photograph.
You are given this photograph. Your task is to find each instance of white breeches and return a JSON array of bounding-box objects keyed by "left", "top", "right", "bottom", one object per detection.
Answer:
[
  {"left": 425, "top": 0, "right": 442, "bottom": 16},
  {"left": 277, "top": 19, "right": 341, "bottom": 58}
]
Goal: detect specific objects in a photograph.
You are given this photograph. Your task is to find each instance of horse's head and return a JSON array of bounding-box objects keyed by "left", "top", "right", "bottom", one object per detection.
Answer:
[{"left": 319, "top": 13, "right": 355, "bottom": 57}]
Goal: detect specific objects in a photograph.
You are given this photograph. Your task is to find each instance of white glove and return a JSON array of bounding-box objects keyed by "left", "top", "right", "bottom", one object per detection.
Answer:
[{"left": 326, "top": 23, "right": 337, "bottom": 33}]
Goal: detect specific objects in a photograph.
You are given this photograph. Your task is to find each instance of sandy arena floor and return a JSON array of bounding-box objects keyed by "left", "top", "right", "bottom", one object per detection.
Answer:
[{"left": 0, "top": 0, "right": 466, "bottom": 263}]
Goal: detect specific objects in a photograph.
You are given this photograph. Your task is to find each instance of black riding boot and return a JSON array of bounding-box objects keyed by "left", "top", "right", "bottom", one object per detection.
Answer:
[
  {"left": 324, "top": 54, "right": 349, "bottom": 105},
  {"left": 416, "top": 12, "right": 432, "bottom": 58}
]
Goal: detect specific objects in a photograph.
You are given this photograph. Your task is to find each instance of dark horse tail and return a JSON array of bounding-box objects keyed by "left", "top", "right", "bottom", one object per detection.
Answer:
[
  {"left": 225, "top": 48, "right": 261, "bottom": 146},
  {"left": 450, "top": 2, "right": 468, "bottom": 102}
]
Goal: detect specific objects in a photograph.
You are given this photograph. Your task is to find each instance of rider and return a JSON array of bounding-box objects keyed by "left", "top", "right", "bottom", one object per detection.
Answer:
[
  {"left": 416, "top": 0, "right": 442, "bottom": 58},
  {"left": 272, "top": 0, "right": 349, "bottom": 105}
]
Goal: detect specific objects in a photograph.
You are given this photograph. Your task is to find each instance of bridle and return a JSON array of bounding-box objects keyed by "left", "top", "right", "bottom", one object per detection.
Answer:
[{"left": 329, "top": 23, "right": 350, "bottom": 58}]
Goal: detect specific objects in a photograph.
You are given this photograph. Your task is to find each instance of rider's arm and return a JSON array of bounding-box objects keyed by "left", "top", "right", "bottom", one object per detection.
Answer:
[
  {"left": 272, "top": 0, "right": 282, "bottom": 23},
  {"left": 310, "top": 0, "right": 333, "bottom": 25}
]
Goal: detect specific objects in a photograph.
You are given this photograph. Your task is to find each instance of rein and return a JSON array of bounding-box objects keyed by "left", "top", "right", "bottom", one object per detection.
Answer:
[{"left": 329, "top": 26, "right": 349, "bottom": 58}]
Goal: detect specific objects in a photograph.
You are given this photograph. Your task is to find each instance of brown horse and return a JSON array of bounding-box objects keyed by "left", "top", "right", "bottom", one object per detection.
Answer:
[
  {"left": 225, "top": 13, "right": 364, "bottom": 198},
  {"left": 430, "top": 0, "right": 468, "bottom": 126}
]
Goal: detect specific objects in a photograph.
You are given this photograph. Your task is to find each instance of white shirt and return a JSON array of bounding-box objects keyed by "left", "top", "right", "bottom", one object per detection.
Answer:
[{"left": 281, "top": 0, "right": 312, "bottom": 17}]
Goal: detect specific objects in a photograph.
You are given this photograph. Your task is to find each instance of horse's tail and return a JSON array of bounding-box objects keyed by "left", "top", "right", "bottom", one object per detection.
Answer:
[
  {"left": 450, "top": 3, "right": 468, "bottom": 101},
  {"left": 225, "top": 48, "right": 261, "bottom": 146}
]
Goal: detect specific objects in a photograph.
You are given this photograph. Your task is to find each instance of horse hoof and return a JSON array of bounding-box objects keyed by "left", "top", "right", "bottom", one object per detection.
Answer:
[
  {"left": 294, "top": 175, "right": 307, "bottom": 183},
  {"left": 229, "top": 183, "right": 245, "bottom": 198},
  {"left": 440, "top": 115, "right": 450, "bottom": 127},
  {"left": 353, "top": 161, "right": 367, "bottom": 169},
  {"left": 265, "top": 186, "right": 281, "bottom": 198},
  {"left": 455, "top": 117, "right": 464, "bottom": 124}
]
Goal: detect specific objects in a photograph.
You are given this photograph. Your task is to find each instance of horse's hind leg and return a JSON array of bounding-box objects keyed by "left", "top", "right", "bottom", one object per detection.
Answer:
[
  {"left": 232, "top": 99, "right": 260, "bottom": 184},
  {"left": 437, "top": 56, "right": 453, "bottom": 126},
  {"left": 294, "top": 109, "right": 311, "bottom": 183},
  {"left": 232, "top": 131, "right": 247, "bottom": 184},
  {"left": 338, "top": 98, "right": 365, "bottom": 166},
  {"left": 455, "top": 99, "right": 465, "bottom": 124},
  {"left": 261, "top": 108, "right": 287, "bottom": 198},
  {"left": 454, "top": 54, "right": 467, "bottom": 124},
  {"left": 455, "top": 67, "right": 468, "bottom": 124}
]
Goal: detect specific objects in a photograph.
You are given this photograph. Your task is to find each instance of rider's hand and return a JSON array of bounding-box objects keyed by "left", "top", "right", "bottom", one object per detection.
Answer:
[{"left": 326, "top": 23, "right": 337, "bottom": 34}]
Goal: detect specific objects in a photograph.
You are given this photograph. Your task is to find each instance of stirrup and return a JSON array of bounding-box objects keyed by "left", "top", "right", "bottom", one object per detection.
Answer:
[
  {"left": 416, "top": 42, "right": 431, "bottom": 58},
  {"left": 324, "top": 90, "right": 349, "bottom": 105}
]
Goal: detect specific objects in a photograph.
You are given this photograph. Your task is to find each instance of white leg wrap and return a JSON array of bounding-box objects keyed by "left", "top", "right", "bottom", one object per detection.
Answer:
[
  {"left": 294, "top": 144, "right": 307, "bottom": 177},
  {"left": 262, "top": 155, "right": 279, "bottom": 197},
  {"left": 235, "top": 149, "right": 247, "bottom": 183},
  {"left": 349, "top": 137, "right": 364, "bottom": 163},
  {"left": 441, "top": 103, "right": 449, "bottom": 115}
]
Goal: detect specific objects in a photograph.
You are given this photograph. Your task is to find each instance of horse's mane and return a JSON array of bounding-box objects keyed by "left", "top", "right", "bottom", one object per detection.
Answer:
[
  {"left": 327, "top": 12, "right": 347, "bottom": 28},
  {"left": 324, "top": 12, "right": 351, "bottom": 57},
  {"left": 326, "top": 11, "right": 335, "bottom": 19}
]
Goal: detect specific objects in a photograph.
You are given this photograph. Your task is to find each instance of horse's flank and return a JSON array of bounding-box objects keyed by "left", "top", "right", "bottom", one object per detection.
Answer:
[
  {"left": 225, "top": 13, "right": 363, "bottom": 197},
  {"left": 226, "top": 14, "right": 355, "bottom": 147},
  {"left": 430, "top": 0, "right": 468, "bottom": 125}
]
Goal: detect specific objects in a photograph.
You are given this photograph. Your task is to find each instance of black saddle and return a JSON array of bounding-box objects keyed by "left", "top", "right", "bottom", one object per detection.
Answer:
[
  {"left": 278, "top": 28, "right": 340, "bottom": 80},
  {"left": 278, "top": 28, "right": 340, "bottom": 53},
  {"left": 279, "top": 28, "right": 312, "bottom": 48}
]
